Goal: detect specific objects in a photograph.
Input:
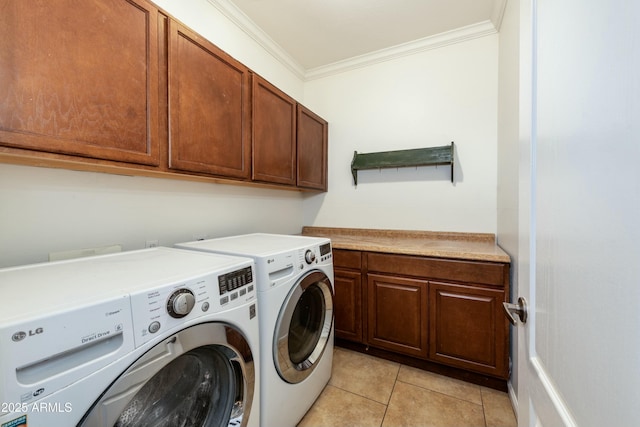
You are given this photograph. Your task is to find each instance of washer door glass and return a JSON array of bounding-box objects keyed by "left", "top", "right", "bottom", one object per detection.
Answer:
[
  {"left": 275, "top": 271, "right": 333, "bottom": 384},
  {"left": 79, "top": 323, "right": 254, "bottom": 427},
  {"left": 115, "top": 347, "right": 235, "bottom": 427}
]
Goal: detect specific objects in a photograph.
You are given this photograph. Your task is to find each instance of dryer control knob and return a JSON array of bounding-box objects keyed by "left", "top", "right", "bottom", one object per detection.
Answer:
[
  {"left": 167, "top": 289, "right": 196, "bottom": 318},
  {"left": 304, "top": 249, "right": 316, "bottom": 264}
]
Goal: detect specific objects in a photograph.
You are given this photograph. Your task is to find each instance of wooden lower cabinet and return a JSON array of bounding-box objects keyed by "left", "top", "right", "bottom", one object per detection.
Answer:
[
  {"left": 333, "top": 268, "right": 363, "bottom": 342},
  {"left": 331, "top": 249, "right": 510, "bottom": 380},
  {"left": 367, "top": 274, "right": 428, "bottom": 358},
  {"left": 429, "top": 281, "right": 508, "bottom": 378},
  {"left": 332, "top": 250, "right": 363, "bottom": 342}
]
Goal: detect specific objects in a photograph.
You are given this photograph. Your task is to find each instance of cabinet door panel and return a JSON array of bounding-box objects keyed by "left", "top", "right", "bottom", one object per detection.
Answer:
[
  {"left": 429, "top": 281, "right": 508, "bottom": 378},
  {"left": 333, "top": 249, "right": 361, "bottom": 270},
  {"left": 368, "top": 253, "right": 508, "bottom": 287},
  {"left": 168, "top": 20, "right": 250, "bottom": 178},
  {"left": 0, "top": 0, "right": 159, "bottom": 165},
  {"left": 296, "top": 104, "right": 327, "bottom": 191},
  {"left": 334, "top": 269, "right": 363, "bottom": 342},
  {"left": 367, "top": 274, "right": 428, "bottom": 358},
  {"left": 252, "top": 75, "right": 296, "bottom": 185}
]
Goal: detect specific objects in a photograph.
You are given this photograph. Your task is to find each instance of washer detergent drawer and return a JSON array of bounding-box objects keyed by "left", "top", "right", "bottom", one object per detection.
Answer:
[{"left": 0, "top": 296, "right": 134, "bottom": 405}]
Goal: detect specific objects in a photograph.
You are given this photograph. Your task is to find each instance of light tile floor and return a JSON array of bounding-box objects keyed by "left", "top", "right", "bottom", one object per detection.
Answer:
[{"left": 298, "top": 347, "right": 517, "bottom": 427}]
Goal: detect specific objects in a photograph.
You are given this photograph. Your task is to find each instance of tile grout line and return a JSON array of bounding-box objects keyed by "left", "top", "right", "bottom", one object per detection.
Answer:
[
  {"left": 326, "top": 383, "right": 393, "bottom": 408},
  {"left": 378, "top": 364, "right": 403, "bottom": 427},
  {"left": 480, "top": 387, "right": 488, "bottom": 427},
  {"left": 379, "top": 380, "right": 399, "bottom": 427},
  {"left": 394, "top": 378, "right": 482, "bottom": 402}
]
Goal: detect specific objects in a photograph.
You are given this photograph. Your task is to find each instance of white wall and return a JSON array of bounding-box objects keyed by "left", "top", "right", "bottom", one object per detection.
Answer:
[
  {"left": 0, "top": 164, "right": 303, "bottom": 268},
  {"left": 496, "top": 0, "right": 520, "bottom": 401},
  {"left": 302, "top": 35, "right": 499, "bottom": 233},
  {"left": 0, "top": 0, "right": 306, "bottom": 269}
]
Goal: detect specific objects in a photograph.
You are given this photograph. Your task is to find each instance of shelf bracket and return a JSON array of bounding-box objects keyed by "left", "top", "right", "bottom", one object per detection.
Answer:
[{"left": 350, "top": 142, "right": 454, "bottom": 186}]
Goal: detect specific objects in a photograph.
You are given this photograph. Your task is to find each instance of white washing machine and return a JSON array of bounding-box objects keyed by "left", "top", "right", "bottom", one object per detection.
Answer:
[
  {"left": 176, "top": 234, "right": 334, "bottom": 427},
  {"left": 0, "top": 247, "right": 260, "bottom": 427}
]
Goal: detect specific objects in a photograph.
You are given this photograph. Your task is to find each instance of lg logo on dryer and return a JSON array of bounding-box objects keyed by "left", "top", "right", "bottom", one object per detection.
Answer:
[{"left": 12, "top": 327, "right": 44, "bottom": 342}]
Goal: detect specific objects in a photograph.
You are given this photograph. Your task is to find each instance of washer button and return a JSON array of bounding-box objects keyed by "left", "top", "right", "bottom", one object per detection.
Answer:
[
  {"left": 148, "top": 321, "right": 161, "bottom": 334},
  {"left": 202, "top": 302, "right": 210, "bottom": 312}
]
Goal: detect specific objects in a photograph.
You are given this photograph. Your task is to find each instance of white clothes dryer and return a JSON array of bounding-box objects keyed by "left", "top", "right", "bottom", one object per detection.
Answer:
[
  {"left": 0, "top": 247, "right": 260, "bottom": 427},
  {"left": 176, "top": 234, "right": 334, "bottom": 427}
]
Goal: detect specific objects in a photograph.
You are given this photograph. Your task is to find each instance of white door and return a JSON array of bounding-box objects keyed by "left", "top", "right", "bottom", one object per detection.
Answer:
[{"left": 515, "top": 0, "right": 640, "bottom": 426}]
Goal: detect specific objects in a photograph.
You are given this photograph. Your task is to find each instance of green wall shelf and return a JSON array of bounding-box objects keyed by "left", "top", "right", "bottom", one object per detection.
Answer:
[{"left": 350, "top": 142, "right": 454, "bottom": 186}]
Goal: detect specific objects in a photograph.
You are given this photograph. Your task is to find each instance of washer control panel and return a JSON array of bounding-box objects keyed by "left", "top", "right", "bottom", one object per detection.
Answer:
[
  {"left": 296, "top": 242, "right": 332, "bottom": 272},
  {"left": 218, "top": 266, "right": 254, "bottom": 306},
  {"left": 167, "top": 288, "right": 196, "bottom": 318},
  {"left": 304, "top": 249, "right": 316, "bottom": 264},
  {"left": 319, "top": 242, "right": 332, "bottom": 262},
  {"left": 129, "top": 263, "right": 255, "bottom": 347}
]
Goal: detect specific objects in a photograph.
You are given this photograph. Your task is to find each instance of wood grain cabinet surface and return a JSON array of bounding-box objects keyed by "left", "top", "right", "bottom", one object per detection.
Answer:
[
  {"left": 167, "top": 19, "right": 251, "bottom": 179},
  {"left": 334, "top": 268, "right": 363, "bottom": 342},
  {"left": 333, "top": 250, "right": 364, "bottom": 342},
  {"left": 332, "top": 249, "right": 510, "bottom": 380},
  {"left": 0, "top": 1, "right": 328, "bottom": 191},
  {"left": 429, "top": 281, "right": 508, "bottom": 377},
  {"left": 251, "top": 75, "right": 297, "bottom": 186},
  {"left": 367, "top": 273, "right": 429, "bottom": 358},
  {"left": 296, "top": 105, "right": 328, "bottom": 191},
  {"left": 0, "top": 0, "right": 160, "bottom": 165}
]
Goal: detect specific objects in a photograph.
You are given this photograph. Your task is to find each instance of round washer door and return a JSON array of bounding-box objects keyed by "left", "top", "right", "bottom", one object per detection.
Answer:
[
  {"left": 78, "top": 322, "right": 255, "bottom": 427},
  {"left": 274, "top": 270, "right": 333, "bottom": 384}
]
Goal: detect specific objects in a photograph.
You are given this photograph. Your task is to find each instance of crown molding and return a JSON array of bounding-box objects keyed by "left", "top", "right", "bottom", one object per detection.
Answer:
[
  {"left": 304, "top": 21, "right": 498, "bottom": 81},
  {"left": 206, "top": 0, "right": 306, "bottom": 80},
  {"left": 207, "top": 0, "right": 498, "bottom": 82},
  {"left": 491, "top": 0, "right": 508, "bottom": 31}
]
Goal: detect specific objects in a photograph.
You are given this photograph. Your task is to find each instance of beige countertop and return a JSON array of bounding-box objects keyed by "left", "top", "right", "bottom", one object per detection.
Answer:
[{"left": 301, "top": 226, "right": 511, "bottom": 263}]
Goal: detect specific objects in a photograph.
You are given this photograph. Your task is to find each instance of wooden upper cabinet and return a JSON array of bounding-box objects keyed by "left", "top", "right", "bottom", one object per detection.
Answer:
[
  {"left": 251, "top": 75, "right": 296, "bottom": 186},
  {"left": 297, "top": 105, "right": 328, "bottom": 191},
  {"left": 167, "top": 20, "right": 251, "bottom": 179},
  {"left": 0, "top": 1, "right": 328, "bottom": 189},
  {"left": 0, "top": 0, "right": 160, "bottom": 165}
]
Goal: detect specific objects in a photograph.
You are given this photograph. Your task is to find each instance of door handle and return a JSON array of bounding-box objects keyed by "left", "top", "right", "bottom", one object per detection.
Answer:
[{"left": 503, "top": 297, "right": 528, "bottom": 325}]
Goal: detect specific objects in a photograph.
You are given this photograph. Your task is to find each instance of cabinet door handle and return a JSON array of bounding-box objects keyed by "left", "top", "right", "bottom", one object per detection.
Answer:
[{"left": 503, "top": 297, "right": 528, "bottom": 325}]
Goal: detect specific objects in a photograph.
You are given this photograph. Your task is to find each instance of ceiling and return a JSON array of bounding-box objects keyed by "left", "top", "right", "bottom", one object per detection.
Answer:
[{"left": 213, "top": 0, "right": 506, "bottom": 78}]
